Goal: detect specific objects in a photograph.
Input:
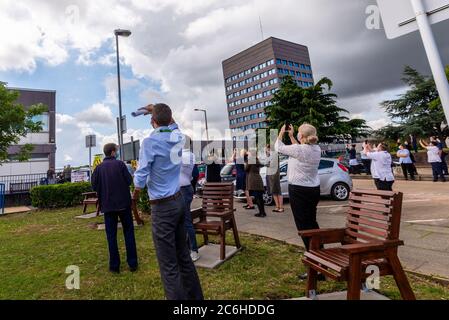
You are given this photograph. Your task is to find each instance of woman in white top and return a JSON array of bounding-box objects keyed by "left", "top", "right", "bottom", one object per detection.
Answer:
[
  {"left": 275, "top": 124, "right": 321, "bottom": 252},
  {"left": 364, "top": 142, "right": 395, "bottom": 191},
  {"left": 420, "top": 139, "right": 446, "bottom": 182}
]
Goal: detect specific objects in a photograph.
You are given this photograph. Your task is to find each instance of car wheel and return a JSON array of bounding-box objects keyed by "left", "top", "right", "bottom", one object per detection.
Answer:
[
  {"left": 263, "top": 190, "right": 274, "bottom": 206},
  {"left": 331, "top": 183, "right": 350, "bottom": 201}
]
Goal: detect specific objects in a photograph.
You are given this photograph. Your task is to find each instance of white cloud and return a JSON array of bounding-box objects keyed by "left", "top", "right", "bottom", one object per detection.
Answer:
[{"left": 75, "top": 103, "right": 115, "bottom": 125}]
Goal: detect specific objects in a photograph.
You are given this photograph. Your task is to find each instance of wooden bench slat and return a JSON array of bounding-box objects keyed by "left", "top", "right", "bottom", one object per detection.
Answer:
[
  {"left": 347, "top": 209, "right": 390, "bottom": 221},
  {"left": 351, "top": 189, "right": 396, "bottom": 197},
  {"left": 305, "top": 252, "right": 343, "bottom": 273},
  {"left": 350, "top": 202, "right": 392, "bottom": 214},
  {"left": 347, "top": 216, "right": 390, "bottom": 230},
  {"left": 345, "top": 229, "right": 380, "bottom": 242},
  {"left": 350, "top": 195, "right": 392, "bottom": 206},
  {"left": 347, "top": 224, "right": 388, "bottom": 238}
]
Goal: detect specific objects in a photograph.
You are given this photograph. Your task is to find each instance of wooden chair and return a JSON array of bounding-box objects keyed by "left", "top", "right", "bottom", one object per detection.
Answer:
[
  {"left": 82, "top": 192, "right": 101, "bottom": 216},
  {"left": 300, "top": 189, "right": 416, "bottom": 300},
  {"left": 191, "top": 183, "right": 241, "bottom": 261}
]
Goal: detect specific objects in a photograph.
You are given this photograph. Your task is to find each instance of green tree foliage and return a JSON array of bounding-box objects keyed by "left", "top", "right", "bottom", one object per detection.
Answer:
[
  {"left": 265, "top": 76, "right": 371, "bottom": 141},
  {"left": 0, "top": 82, "right": 46, "bottom": 162},
  {"left": 378, "top": 66, "right": 449, "bottom": 142}
]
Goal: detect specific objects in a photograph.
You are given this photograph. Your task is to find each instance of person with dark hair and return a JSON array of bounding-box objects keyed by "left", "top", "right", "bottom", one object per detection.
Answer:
[
  {"left": 348, "top": 144, "right": 359, "bottom": 174},
  {"left": 245, "top": 151, "right": 266, "bottom": 218},
  {"left": 206, "top": 152, "right": 222, "bottom": 183},
  {"left": 132, "top": 103, "right": 203, "bottom": 301},
  {"left": 420, "top": 139, "right": 446, "bottom": 182},
  {"left": 397, "top": 144, "right": 415, "bottom": 181},
  {"left": 361, "top": 140, "right": 372, "bottom": 175},
  {"left": 91, "top": 143, "right": 138, "bottom": 274},
  {"left": 364, "top": 142, "right": 395, "bottom": 191}
]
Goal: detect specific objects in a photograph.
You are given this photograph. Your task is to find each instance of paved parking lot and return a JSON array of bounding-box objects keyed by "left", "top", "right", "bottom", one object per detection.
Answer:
[{"left": 195, "top": 179, "right": 449, "bottom": 279}]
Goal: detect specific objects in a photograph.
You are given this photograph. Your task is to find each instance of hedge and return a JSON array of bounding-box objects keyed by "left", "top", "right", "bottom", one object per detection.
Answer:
[{"left": 31, "top": 182, "right": 93, "bottom": 209}]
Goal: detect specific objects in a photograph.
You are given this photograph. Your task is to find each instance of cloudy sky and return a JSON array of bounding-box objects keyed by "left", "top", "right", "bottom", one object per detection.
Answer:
[{"left": 1, "top": 0, "right": 449, "bottom": 167}]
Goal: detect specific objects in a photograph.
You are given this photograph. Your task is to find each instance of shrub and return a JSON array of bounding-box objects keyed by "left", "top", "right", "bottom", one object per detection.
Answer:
[{"left": 31, "top": 182, "right": 93, "bottom": 209}]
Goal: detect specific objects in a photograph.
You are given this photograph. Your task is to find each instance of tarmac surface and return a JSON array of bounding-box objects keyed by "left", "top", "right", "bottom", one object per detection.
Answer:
[{"left": 194, "top": 179, "right": 449, "bottom": 279}]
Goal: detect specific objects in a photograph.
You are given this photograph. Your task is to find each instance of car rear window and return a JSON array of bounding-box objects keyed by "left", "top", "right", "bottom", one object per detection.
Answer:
[{"left": 319, "top": 160, "right": 334, "bottom": 170}]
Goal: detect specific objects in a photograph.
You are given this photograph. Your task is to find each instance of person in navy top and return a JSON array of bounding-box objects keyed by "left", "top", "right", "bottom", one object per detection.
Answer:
[{"left": 91, "top": 143, "right": 138, "bottom": 274}]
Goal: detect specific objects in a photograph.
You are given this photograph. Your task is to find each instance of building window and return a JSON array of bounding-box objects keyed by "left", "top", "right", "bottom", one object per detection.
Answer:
[
  {"left": 32, "top": 113, "right": 49, "bottom": 132},
  {"left": 282, "top": 60, "right": 288, "bottom": 65},
  {"left": 276, "top": 59, "right": 282, "bottom": 64}
]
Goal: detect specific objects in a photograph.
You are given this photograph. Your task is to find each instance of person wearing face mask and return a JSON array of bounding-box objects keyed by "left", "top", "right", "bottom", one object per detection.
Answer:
[
  {"left": 364, "top": 142, "right": 395, "bottom": 191},
  {"left": 397, "top": 144, "right": 416, "bottom": 181},
  {"left": 91, "top": 143, "right": 138, "bottom": 274},
  {"left": 132, "top": 103, "right": 203, "bottom": 301}
]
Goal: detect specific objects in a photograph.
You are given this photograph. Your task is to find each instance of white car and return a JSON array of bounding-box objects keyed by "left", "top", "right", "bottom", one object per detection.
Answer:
[{"left": 232, "top": 158, "right": 353, "bottom": 205}]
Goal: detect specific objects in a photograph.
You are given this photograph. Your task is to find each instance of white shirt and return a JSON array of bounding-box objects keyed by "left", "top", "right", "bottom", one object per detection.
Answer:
[
  {"left": 275, "top": 139, "right": 321, "bottom": 187},
  {"left": 427, "top": 146, "right": 441, "bottom": 163},
  {"left": 366, "top": 151, "right": 394, "bottom": 182},
  {"left": 179, "top": 149, "right": 195, "bottom": 187}
]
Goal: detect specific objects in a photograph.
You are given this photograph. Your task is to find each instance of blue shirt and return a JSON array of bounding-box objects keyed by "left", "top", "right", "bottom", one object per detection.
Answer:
[
  {"left": 398, "top": 149, "right": 413, "bottom": 164},
  {"left": 134, "top": 124, "right": 184, "bottom": 200}
]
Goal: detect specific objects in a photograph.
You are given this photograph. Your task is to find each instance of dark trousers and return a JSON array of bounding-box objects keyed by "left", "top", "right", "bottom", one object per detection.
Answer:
[
  {"left": 180, "top": 185, "right": 198, "bottom": 252},
  {"left": 441, "top": 158, "right": 449, "bottom": 175},
  {"left": 374, "top": 179, "right": 394, "bottom": 191},
  {"left": 250, "top": 190, "right": 266, "bottom": 215},
  {"left": 151, "top": 195, "right": 204, "bottom": 300},
  {"left": 104, "top": 208, "right": 138, "bottom": 271},
  {"left": 288, "top": 185, "right": 321, "bottom": 251},
  {"left": 401, "top": 163, "right": 415, "bottom": 180},
  {"left": 431, "top": 162, "right": 446, "bottom": 182},
  {"left": 361, "top": 159, "right": 372, "bottom": 175}
]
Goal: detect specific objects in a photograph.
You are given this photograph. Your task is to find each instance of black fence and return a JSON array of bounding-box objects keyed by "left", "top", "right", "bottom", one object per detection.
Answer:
[{"left": 0, "top": 172, "right": 62, "bottom": 195}]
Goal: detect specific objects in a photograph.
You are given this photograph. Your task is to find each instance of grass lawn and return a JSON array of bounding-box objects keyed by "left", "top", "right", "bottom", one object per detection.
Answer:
[{"left": 0, "top": 206, "right": 448, "bottom": 300}]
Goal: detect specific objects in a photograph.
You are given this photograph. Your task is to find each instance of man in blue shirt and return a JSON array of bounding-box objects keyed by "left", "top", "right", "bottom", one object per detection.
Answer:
[{"left": 132, "top": 103, "right": 203, "bottom": 300}]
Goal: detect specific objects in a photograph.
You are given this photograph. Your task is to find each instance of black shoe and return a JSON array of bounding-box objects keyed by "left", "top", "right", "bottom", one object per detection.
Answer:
[
  {"left": 109, "top": 268, "right": 120, "bottom": 274},
  {"left": 245, "top": 206, "right": 256, "bottom": 210},
  {"left": 255, "top": 213, "right": 266, "bottom": 218},
  {"left": 129, "top": 266, "right": 138, "bottom": 273},
  {"left": 298, "top": 273, "right": 326, "bottom": 281}
]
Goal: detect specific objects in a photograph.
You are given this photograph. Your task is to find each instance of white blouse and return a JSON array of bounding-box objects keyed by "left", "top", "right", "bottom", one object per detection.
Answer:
[
  {"left": 275, "top": 139, "right": 321, "bottom": 187},
  {"left": 366, "top": 151, "right": 394, "bottom": 182}
]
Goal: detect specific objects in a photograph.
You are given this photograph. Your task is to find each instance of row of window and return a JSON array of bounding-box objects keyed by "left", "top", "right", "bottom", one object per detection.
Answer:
[
  {"left": 231, "top": 122, "right": 268, "bottom": 132},
  {"left": 276, "top": 59, "right": 312, "bottom": 71},
  {"left": 225, "top": 59, "right": 276, "bottom": 84},
  {"left": 226, "top": 69, "right": 277, "bottom": 92},
  {"left": 278, "top": 68, "right": 313, "bottom": 79},
  {"left": 228, "top": 89, "right": 278, "bottom": 108},
  {"left": 227, "top": 78, "right": 279, "bottom": 100},
  {"left": 230, "top": 112, "right": 266, "bottom": 125},
  {"left": 229, "top": 101, "right": 273, "bottom": 117}
]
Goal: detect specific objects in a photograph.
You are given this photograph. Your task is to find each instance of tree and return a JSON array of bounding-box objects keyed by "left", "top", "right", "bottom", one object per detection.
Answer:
[
  {"left": 265, "top": 76, "right": 371, "bottom": 142},
  {"left": 379, "top": 66, "right": 449, "bottom": 142},
  {"left": 0, "top": 82, "right": 46, "bottom": 163}
]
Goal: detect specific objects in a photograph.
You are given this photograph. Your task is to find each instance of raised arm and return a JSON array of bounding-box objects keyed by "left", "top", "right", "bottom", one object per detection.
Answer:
[
  {"left": 419, "top": 139, "right": 428, "bottom": 149},
  {"left": 288, "top": 125, "right": 299, "bottom": 145}
]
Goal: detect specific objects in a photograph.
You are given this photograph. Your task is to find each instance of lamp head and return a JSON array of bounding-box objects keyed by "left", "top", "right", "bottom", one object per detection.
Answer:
[{"left": 114, "top": 29, "right": 132, "bottom": 37}]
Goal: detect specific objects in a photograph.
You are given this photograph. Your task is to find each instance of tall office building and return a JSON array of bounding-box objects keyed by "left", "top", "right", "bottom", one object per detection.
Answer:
[
  {"left": 222, "top": 37, "right": 314, "bottom": 138},
  {"left": 0, "top": 88, "right": 56, "bottom": 176}
]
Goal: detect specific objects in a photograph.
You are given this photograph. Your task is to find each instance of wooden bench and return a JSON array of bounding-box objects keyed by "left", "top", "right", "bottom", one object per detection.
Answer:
[
  {"left": 191, "top": 183, "right": 241, "bottom": 261},
  {"left": 300, "top": 189, "right": 416, "bottom": 300},
  {"left": 82, "top": 192, "right": 100, "bottom": 216}
]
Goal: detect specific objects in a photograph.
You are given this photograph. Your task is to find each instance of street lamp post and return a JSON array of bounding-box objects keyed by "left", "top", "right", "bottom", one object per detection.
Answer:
[
  {"left": 194, "top": 108, "right": 210, "bottom": 143},
  {"left": 114, "top": 29, "right": 132, "bottom": 161}
]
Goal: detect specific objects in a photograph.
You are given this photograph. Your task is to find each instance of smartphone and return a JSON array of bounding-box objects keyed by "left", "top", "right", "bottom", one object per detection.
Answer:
[{"left": 285, "top": 121, "right": 291, "bottom": 131}]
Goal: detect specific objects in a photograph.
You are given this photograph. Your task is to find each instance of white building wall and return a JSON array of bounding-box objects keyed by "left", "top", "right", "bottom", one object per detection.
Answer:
[
  {"left": 0, "top": 161, "right": 50, "bottom": 176},
  {"left": 19, "top": 133, "right": 50, "bottom": 145}
]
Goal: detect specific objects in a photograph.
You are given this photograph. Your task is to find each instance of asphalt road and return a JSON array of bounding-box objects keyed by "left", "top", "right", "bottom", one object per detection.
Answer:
[{"left": 194, "top": 179, "right": 449, "bottom": 279}]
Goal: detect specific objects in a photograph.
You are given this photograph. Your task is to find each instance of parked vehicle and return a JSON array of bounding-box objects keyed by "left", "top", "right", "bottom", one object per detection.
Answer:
[{"left": 220, "top": 159, "right": 353, "bottom": 204}]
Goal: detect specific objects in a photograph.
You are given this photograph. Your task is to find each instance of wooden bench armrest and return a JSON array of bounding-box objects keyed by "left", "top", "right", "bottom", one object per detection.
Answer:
[
  {"left": 299, "top": 228, "right": 346, "bottom": 245},
  {"left": 191, "top": 208, "right": 205, "bottom": 220},
  {"left": 299, "top": 228, "right": 346, "bottom": 238},
  {"left": 82, "top": 192, "right": 97, "bottom": 197}
]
